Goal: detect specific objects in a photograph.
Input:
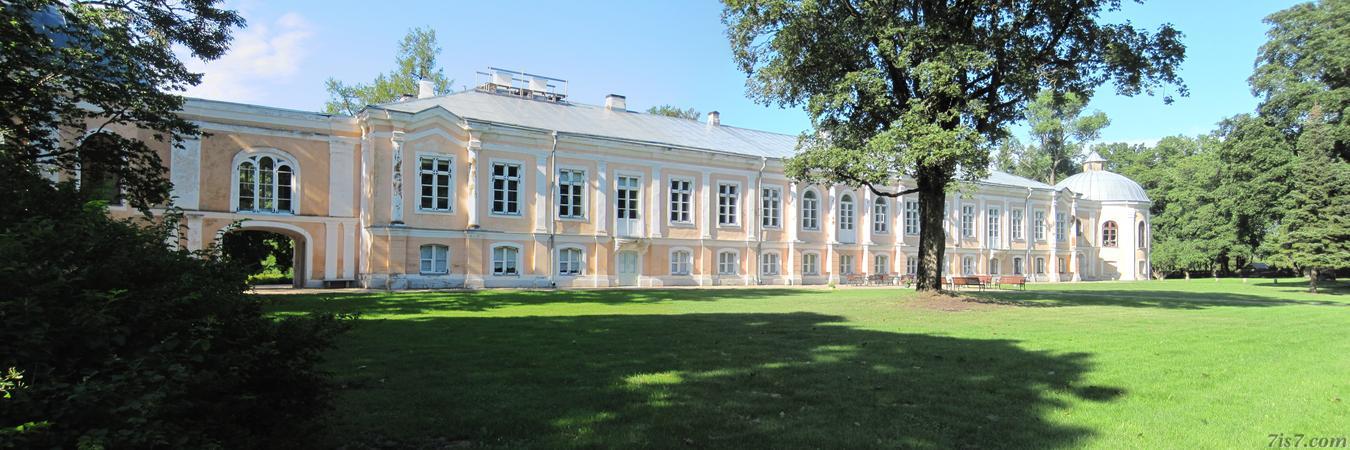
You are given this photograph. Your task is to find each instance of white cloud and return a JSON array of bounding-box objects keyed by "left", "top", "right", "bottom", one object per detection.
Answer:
[{"left": 182, "top": 12, "right": 314, "bottom": 103}]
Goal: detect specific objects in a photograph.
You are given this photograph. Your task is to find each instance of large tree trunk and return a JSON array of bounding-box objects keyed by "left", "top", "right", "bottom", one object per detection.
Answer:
[
  {"left": 915, "top": 172, "right": 947, "bottom": 291},
  {"left": 1308, "top": 268, "right": 1319, "bottom": 294}
]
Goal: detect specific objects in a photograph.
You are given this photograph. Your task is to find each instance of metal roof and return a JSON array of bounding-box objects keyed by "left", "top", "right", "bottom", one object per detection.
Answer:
[{"left": 1054, "top": 170, "right": 1151, "bottom": 203}]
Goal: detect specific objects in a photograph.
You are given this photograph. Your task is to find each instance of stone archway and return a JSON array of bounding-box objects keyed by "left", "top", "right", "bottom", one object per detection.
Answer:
[{"left": 223, "top": 221, "right": 313, "bottom": 288}]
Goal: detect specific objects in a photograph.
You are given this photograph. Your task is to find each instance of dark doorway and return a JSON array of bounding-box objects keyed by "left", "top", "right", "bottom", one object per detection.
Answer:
[{"left": 222, "top": 230, "right": 298, "bottom": 288}]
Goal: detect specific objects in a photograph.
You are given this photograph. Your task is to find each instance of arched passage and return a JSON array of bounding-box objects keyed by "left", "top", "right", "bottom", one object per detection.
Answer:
[{"left": 220, "top": 221, "right": 313, "bottom": 288}]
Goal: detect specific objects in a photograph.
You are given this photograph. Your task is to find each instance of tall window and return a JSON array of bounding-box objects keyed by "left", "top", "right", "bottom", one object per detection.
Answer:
[
  {"left": 669, "top": 179, "right": 692, "bottom": 224},
  {"left": 1055, "top": 212, "right": 1067, "bottom": 242},
  {"left": 905, "top": 256, "right": 917, "bottom": 275},
  {"left": 872, "top": 198, "right": 889, "bottom": 234},
  {"left": 1011, "top": 209, "right": 1024, "bottom": 240},
  {"left": 962, "top": 256, "right": 975, "bottom": 275},
  {"left": 839, "top": 255, "right": 855, "bottom": 275},
  {"left": 236, "top": 154, "right": 295, "bottom": 213},
  {"left": 79, "top": 133, "right": 124, "bottom": 204},
  {"left": 838, "top": 195, "right": 855, "bottom": 231},
  {"left": 873, "top": 255, "right": 889, "bottom": 274},
  {"left": 492, "top": 245, "right": 519, "bottom": 276},
  {"left": 760, "top": 252, "right": 780, "bottom": 275},
  {"left": 1102, "top": 221, "right": 1119, "bottom": 247},
  {"left": 990, "top": 258, "right": 1000, "bottom": 275},
  {"left": 801, "top": 190, "right": 820, "bottom": 230},
  {"left": 556, "top": 169, "right": 586, "bottom": 219},
  {"left": 1057, "top": 257, "right": 1067, "bottom": 273},
  {"left": 802, "top": 253, "right": 820, "bottom": 275},
  {"left": 491, "top": 162, "right": 521, "bottom": 215},
  {"left": 670, "top": 250, "right": 692, "bottom": 275},
  {"left": 718, "top": 183, "right": 739, "bottom": 226},
  {"left": 717, "top": 251, "right": 739, "bottom": 275},
  {"left": 616, "top": 176, "right": 641, "bottom": 222},
  {"left": 419, "top": 244, "right": 448, "bottom": 274},
  {"left": 1035, "top": 257, "right": 1046, "bottom": 274},
  {"left": 1138, "top": 221, "right": 1147, "bottom": 248},
  {"left": 961, "top": 205, "right": 975, "bottom": 238},
  {"left": 558, "top": 247, "right": 583, "bottom": 276},
  {"left": 1034, "top": 210, "right": 1046, "bottom": 240},
  {"left": 904, "top": 200, "right": 919, "bottom": 235},
  {"left": 417, "top": 156, "right": 453, "bottom": 212},
  {"left": 987, "top": 208, "right": 1001, "bottom": 243},
  {"left": 761, "top": 187, "right": 781, "bottom": 228}
]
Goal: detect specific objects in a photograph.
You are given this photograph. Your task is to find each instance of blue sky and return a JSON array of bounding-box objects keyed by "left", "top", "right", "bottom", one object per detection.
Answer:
[{"left": 184, "top": 0, "right": 1300, "bottom": 146}]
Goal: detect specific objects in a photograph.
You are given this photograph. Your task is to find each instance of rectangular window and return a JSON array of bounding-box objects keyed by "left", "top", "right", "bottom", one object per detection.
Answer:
[
  {"left": 1056, "top": 212, "right": 1067, "bottom": 242},
  {"left": 872, "top": 199, "right": 889, "bottom": 234},
  {"left": 492, "top": 246, "right": 519, "bottom": 276},
  {"left": 1014, "top": 257, "right": 1024, "bottom": 275},
  {"left": 760, "top": 252, "right": 780, "bottom": 275},
  {"left": 962, "top": 256, "right": 975, "bottom": 275},
  {"left": 987, "top": 208, "right": 1001, "bottom": 243},
  {"left": 801, "top": 191, "right": 819, "bottom": 230},
  {"left": 668, "top": 179, "right": 692, "bottom": 224},
  {"left": 1034, "top": 210, "right": 1046, "bottom": 241},
  {"left": 906, "top": 256, "right": 917, "bottom": 275},
  {"left": 1011, "top": 209, "right": 1024, "bottom": 240},
  {"left": 670, "top": 250, "right": 692, "bottom": 275},
  {"left": 802, "top": 253, "right": 819, "bottom": 275},
  {"left": 418, "top": 156, "right": 453, "bottom": 212},
  {"left": 839, "top": 255, "right": 855, "bottom": 275},
  {"left": 557, "top": 169, "right": 585, "bottom": 219},
  {"left": 491, "top": 162, "right": 521, "bottom": 215},
  {"left": 904, "top": 200, "right": 919, "bottom": 235},
  {"left": 873, "top": 255, "right": 889, "bottom": 274},
  {"left": 717, "top": 183, "right": 739, "bottom": 226},
  {"left": 1035, "top": 257, "right": 1046, "bottom": 274},
  {"left": 718, "top": 251, "right": 738, "bottom": 275},
  {"left": 761, "top": 187, "right": 781, "bottom": 228},
  {"left": 419, "top": 244, "right": 448, "bottom": 274},
  {"left": 961, "top": 205, "right": 975, "bottom": 238},
  {"left": 558, "top": 247, "right": 583, "bottom": 276}
]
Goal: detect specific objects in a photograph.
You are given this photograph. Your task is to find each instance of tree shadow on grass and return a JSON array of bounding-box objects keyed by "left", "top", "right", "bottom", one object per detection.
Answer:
[
  {"left": 1249, "top": 279, "right": 1349, "bottom": 296},
  {"left": 966, "top": 289, "right": 1349, "bottom": 310},
  {"left": 323, "top": 312, "right": 1118, "bottom": 448},
  {"left": 263, "top": 288, "right": 826, "bottom": 315}
]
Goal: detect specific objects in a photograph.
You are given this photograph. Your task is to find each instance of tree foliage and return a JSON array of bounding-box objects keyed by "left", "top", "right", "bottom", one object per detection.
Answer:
[
  {"left": 1014, "top": 90, "right": 1110, "bottom": 184},
  {"left": 1272, "top": 117, "right": 1350, "bottom": 292},
  {"left": 324, "top": 27, "right": 453, "bottom": 115},
  {"left": 721, "top": 0, "right": 1186, "bottom": 290},
  {"left": 646, "top": 104, "right": 702, "bottom": 120},
  {"left": 1250, "top": 0, "right": 1348, "bottom": 161}
]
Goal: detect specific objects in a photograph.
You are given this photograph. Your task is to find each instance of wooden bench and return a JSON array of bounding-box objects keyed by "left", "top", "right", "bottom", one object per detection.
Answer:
[
  {"left": 867, "top": 274, "right": 889, "bottom": 285},
  {"left": 845, "top": 274, "right": 868, "bottom": 286},
  {"left": 950, "top": 276, "right": 985, "bottom": 291},
  {"left": 998, "top": 275, "right": 1026, "bottom": 290}
]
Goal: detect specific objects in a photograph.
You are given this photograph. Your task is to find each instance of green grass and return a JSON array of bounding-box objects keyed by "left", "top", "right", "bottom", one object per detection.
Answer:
[{"left": 264, "top": 279, "right": 1350, "bottom": 449}]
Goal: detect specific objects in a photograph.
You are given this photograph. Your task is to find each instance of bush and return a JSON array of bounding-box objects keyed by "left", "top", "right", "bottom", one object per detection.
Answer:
[{"left": 0, "top": 167, "right": 349, "bottom": 449}]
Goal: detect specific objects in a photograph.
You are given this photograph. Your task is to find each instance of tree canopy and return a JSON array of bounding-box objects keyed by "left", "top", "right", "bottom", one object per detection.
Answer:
[
  {"left": 646, "top": 104, "right": 702, "bottom": 120},
  {"left": 324, "top": 27, "right": 453, "bottom": 115}
]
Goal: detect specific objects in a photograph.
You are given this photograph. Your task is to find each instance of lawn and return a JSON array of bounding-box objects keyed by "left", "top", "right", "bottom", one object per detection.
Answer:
[{"left": 264, "top": 279, "right": 1349, "bottom": 449}]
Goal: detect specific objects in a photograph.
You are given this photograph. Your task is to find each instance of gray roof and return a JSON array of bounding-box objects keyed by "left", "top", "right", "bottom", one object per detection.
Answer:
[
  {"left": 1054, "top": 170, "right": 1151, "bottom": 203},
  {"left": 981, "top": 171, "right": 1055, "bottom": 190},
  {"left": 377, "top": 90, "right": 800, "bottom": 158}
]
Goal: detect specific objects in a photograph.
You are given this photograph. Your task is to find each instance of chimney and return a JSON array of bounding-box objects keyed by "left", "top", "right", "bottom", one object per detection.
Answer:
[
  {"left": 604, "top": 94, "right": 626, "bottom": 112},
  {"left": 417, "top": 79, "right": 435, "bottom": 99},
  {"left": 707, "top": 111, "right": 720, "bottom": 126}
]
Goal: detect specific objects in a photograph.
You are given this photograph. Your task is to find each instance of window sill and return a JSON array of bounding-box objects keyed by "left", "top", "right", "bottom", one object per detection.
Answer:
[
  {"left": 557, "top": 217, "right": 588, "bottom": 222},
  {"left": 419, "top": 272, "right": 450, "bottom": 276},
  {"left": 416, "top": 209, "right": 455, "bottom": 215},
  {"left": 488, "top": 213, "right": 524, "bottom": 219},
  {"left": 716, "top": 224, "right": 741, "bottom": 229},
  {"left": 668, "top": 222, "right": 696, "bottom": 228}
]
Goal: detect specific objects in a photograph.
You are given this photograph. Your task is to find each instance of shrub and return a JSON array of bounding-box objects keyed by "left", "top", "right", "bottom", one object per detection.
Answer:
[{"left": 0, "top": 167, "right": 349, "bottom": 449}]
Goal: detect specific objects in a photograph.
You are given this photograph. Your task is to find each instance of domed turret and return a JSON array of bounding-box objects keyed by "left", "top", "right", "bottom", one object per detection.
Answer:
[{"left": 1054, "top": 151, "right": 1150, "bottom": 203}]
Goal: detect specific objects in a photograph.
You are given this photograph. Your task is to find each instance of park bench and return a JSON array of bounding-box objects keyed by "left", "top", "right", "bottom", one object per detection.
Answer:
[
  {"left": 950, "top": 276, "right": 985, "bottom": 291},
  {"left": 998, "top": 275, "right": 1027, "bottom": 290},
  {"left": 867, "top": 274, "right": 889, "bottom": 285},
  {"left": 845, "top": 273, "right": 868, "bottom": 286}
]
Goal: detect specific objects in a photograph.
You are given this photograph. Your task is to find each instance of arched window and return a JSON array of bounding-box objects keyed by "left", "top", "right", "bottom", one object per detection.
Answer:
[
  {"left": 872, "top": 198, "right": 889, "bottom": 233},
  {"left": 1137, "top": 221, "right": 1147, "bottom": 248},
  {"left": 1102, "top": 221, "right": 1118, "bottom": 247},
  {"left": 419, "top": 244, "right": 449, "bottom": 274},
  {"left": 235, "top": 152, "right": 296, "bottom": 214},
  {"left": 801, "top": 190, "right": 820, "bottom": 230},
  {"left": 557, "top": 247, "right": 584, "bottom": 276},
  {"left": 839, "top": 194, "right": 855, "bottom": 231}
]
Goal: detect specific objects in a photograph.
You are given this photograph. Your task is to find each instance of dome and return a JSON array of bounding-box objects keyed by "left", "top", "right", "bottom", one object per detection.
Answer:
[{"left": 1054, "top": 169, "right": 1150, "bottom": 203}]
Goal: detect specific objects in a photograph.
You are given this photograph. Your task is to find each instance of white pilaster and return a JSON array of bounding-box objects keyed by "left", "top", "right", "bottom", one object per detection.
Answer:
[
  {"left": 170, "top": 134, "right": 201, "bottom": 210},
  {"left": 649, "top": 167, "right": 662, "bottom": 237},
  {"left": 534, "top": 154, "right": 548, "bottom": 233},
  {"left": 389, "top": 131, "right": 406, "bottom": 225},
  {"left": 328, "top": 138, "right": 357, "bottom": 217},
  {"left": 343, "top": 223, "right": 357, "bottom": 278},
  {"left": 185, "top": 214, "right": 204, "bottom": 251},
  {"left": 466, "top": 136, "right": 482, "bottom": 228},
  {"left": 1049, "top": 191, "right": 1059, "bottom": 282},
  {"left": 325, "top": 222, "right": 339, "bottom": 280},
  {"left": 699, "top": 171, "right": 712, "bottom": 239},
  {"left": 596, "top": 161, "right": 608, "bottom": 233}
]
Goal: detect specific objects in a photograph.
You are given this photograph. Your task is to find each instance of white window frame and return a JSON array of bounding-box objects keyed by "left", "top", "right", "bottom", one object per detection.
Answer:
[
  {"left": 962, "top": 256, "right": 975, "bottom": 275},
  {"left": 1055, "top": 212, "right": 1067, "bottom": 242},
  {"left": 717, "top": 250, "right": 739, "bottom": 275},
  {"left": 905, "top": 255, "right": 917, "bottom": 275},
  {"left": 231, "top": 148, "right": 300, "bottom": 214},
  {"left": 489, "top": 159, "right": 524, "bottom": 217},
  {"left": 415, "top": 153, "right": 455, "bottom": 213},
  {"left": 990, "top": 258, "right": 1000, "bottom": 275},
  {"left": 1035, "top": 257, "right": 1046, "bottom": 275},
  {"left": 961, "top": 205, "right": 975, "bottom": 238},
  {"left": 419, "top": 244, "right": 449, "bottom": 275},
  {"left": 490, "top": 243, "right": 521, "bottom": 276},
  {"left": 801, "top": 189, "right": 821, "bottom": 230},
  {"left": 1011, "top": 208, "right": 1024, "bottom": 241},
  {"left": 556, "top": 246, "right": 585, "bottom": 276},
  {"left": 839, "top": 254, "right": 855, "bottom": 275},
  {"left": 873, "top": 254, "right": 889, "bottom": 275},
  {"left": 761, "top": 186, "right": 782, "bottom": 229},
  {"left": 614, "top": 172, "right": 643, "bottom": 227},
  {"left": 987, "top": 207, "right": 1001, "bottom": 243},
  {"left": 904, "top": 200, "right": 919, "bottom": 235},
  {"left": 872, "top": 197, "right": 889, "bottom": 234},
  {"left": 556, "top": 167, "right": 587, "bottom": 220},
  {"left": 1013, "top": 257, "right": 1024, "bottom": 275},
  {"left": 669, "top": 248, "right": 693, "bottom": 275},
  {"left": 717, "top": 182, "right": 741, "bottom": 227},
  {"left": 801, "top": 252, "right": 820, "bottom": 275},
  {"left": 760, "top": 251, "right": 780, "bottom": 276},
  {"left": 1034, "top": 209, "right": 1047, "bottom": 241},
  {"left": 838, "top": 193, "right": 855, "bottom": 232},
  {"left": 668, "top": 177, "right": 694, "bottom": 226},
  {"left": 1102, "top": 220, "right": 1119, "bottom": 248}
]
